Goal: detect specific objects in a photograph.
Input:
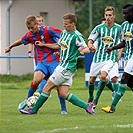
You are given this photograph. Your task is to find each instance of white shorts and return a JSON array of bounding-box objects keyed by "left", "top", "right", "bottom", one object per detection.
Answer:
[
  {"left": 49, "top": 65, "right": 75, "bottom": 86},
  {"left": 124, "top": 58, "right": 133, "bottom": 75},
  {"left": 108, "top": 62, "right": 119, "bottom": 79},
  {"left": 90, "top": 60, "right": 115, "bottom": 77}
]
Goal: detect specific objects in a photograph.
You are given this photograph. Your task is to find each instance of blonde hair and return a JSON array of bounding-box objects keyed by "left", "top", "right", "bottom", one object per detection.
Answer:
[
  {"left": 105, "top": 6, "right": 115, "bottom": 14},
  {"left": 25, "top": 15, "right": 37, "bottom": 25}
]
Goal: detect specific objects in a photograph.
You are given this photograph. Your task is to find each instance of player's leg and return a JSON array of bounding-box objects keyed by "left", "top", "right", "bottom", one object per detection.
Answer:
[
  {"left": 18, "top": 71, "right": 44, "bottom": 110},
  {"left": 37, "top": 79, "right": 47, "bottom": 94},
  {"left": 93, "top": 71, "right": 108, "bottom": 107},
  {"left": 88, "top": 62, "right": 99, "bottom": 103},
  {"left": 88, "top": 76, "right": 96, "bottom": 103},
  {"left": 20, "top": 66, "right": 94, "bottom": 115},
  {"left": 93, "top": 60, "right": 114, "bottom": 108},
  {"left": 49, "top": 62, "right": 67, "bottom": 114},
  {"left": 59, "top": 85, "right": 94, "bottom": 115},
  {"left": 18, "top": 62, "right": 46, "bottom": 111}
]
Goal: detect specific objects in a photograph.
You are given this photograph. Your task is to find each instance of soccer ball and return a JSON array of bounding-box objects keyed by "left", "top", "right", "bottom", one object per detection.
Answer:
[{"left": 26, "top": 95, "right": 39, "bottom": 108}]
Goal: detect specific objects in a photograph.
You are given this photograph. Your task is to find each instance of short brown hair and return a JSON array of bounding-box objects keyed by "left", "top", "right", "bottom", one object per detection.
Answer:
[
  {"left": 105, "top": 6, "right": 115, "bottom": 14},
  {"left": 25, "top": 15, "right": 37, "bottom": 25},
  {"left": 63, "top": 13, "right": 77, "bottom": 24}
]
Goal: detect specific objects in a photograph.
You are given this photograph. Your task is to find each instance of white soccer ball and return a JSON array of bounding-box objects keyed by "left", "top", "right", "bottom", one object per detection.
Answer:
[{"left": 26, "top": 95, "right": 38, "bottom": 108}]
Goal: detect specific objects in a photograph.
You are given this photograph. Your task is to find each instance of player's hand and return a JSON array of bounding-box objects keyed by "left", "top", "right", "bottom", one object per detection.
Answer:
[
  {"left": 106, "top": 47, "right": 112, "bottom": 54},
  {"left": 5, "top": 47, "right": 11, "bottom": 53},
  {"left": 78, "top": 47, "right": 85, "bottom": 55},
  {"left": 54, "top": 51, "right": 60, "bottom": 55},
  {"left": 35, "top": 41, "right": 44, "bottom": 46},
  {"left": 88, "top": 44, "right": 96, "bottom": 52},
  {"left": 28, "top": 53, "right": 32, "bottom": 58}
]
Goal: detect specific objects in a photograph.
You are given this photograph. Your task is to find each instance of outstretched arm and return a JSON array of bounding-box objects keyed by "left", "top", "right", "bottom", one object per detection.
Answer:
[
  {"left": 35, "top": 41, "right": 60, "bottom": 49},
  {"left": 5, "top": 39, "right": 22, "bottom": 53}
]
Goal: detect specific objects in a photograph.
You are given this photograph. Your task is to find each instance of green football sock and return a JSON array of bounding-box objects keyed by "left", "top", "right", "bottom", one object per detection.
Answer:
[
  {"left": 88, "top": 83, "right": 95, "bottom": 101},
  {"left": 66, "top": 93, "right": 88, "bottom": 110},
  {"left": 112, "top": 82, "right": 119, "bottom": 92},
  {"left": 111, "top": 84, "right": 126, "bottom": 110},
  {"left": 94, "top": 80, "right": 107, "bottom": 102},
  {"left": 32, "top": 92, "right": 50, "bottom": 113},
  {"left": 106, "top": 80, "right": 114, "bottom": 92}
]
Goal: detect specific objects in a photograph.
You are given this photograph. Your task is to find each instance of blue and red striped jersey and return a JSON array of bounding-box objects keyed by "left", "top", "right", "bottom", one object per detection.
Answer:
[{"left": 21, "top": 26, "right": 61, "bottom": 63}]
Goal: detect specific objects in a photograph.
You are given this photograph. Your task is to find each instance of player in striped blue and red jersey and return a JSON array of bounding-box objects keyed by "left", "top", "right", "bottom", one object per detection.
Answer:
[{"left": 5, "top": 15, "right": 67, "bottom": 114}]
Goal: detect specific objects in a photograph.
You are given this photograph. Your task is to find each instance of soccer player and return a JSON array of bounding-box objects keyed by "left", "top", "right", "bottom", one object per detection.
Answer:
[
  {"left": 27, "top": 15, "right": 47, "bottom": 95},
  {"left": 102, "top": 4, "right": 133, "bottom": 113},
  {"left": 20, "top": 13, "right": 95, "bottom": 115},
  {"left": 5, "top": 15, "right": 67, "bottom": 114},
  {"left": 87, "top": 6, "right": 122, "bottom": 108},
  {"left": 92, "top": 17, "right": 123, "bottom": 103}
]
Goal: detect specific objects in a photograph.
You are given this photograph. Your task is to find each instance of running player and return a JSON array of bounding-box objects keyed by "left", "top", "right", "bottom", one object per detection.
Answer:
[
  {"left": 87, "top": 6, "right": 121, "bottom": 108},
  {"left": 102, "top": 4, "right": 133, "bottom": 113}
]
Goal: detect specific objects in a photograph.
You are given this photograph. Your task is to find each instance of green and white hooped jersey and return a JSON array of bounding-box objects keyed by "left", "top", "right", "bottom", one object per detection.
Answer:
[
  {"left": 58, "top": 30, "right": 87, "bottom": 72},
  {"left": 121, "top": 21, "right": 133, "bottom": 59},
  {"left": 88, "top": 23, "right": 121, "bottom": 63}
]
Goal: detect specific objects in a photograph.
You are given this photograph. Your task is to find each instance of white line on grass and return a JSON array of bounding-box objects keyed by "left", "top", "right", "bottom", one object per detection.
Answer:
[{"left": 32, "top": 126, "right": 82, "bottom": 133}]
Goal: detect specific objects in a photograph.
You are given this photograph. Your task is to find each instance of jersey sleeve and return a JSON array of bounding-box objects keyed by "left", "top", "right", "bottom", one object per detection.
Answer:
[
  {"left": 76, "top": 34, "right": 87, "bottom": 48},
  {"left": 48, "top": 26, "right": 61, "bottom": 39},
  {"left": 88, "top": 26, "right": 99, "bottom": 42},
  {"left": 21, "top": 32, "right": 31, "bottom": 45}
]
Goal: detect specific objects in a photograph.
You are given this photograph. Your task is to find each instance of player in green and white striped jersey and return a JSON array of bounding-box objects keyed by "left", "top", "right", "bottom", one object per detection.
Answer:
[
  {"left": 87, "top": 6, "right": 122, "bottom": 109},
  {"left": 102, "top": 4, "right": 133, "bottom": 113},
  {"left": 93, "top": 17, "right": 123, "bottom": 102},
  {"left": 20, "top": 13, "right": 95, "bottom": 115}
]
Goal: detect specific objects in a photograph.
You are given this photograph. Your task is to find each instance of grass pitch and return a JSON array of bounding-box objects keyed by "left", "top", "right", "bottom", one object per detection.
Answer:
[{"left": 0, "top": 70, "right": 133, "bottom": 133}]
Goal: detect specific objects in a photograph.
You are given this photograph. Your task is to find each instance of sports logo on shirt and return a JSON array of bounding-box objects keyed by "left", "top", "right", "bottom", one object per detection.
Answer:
[
  {"left": 41, "top": 35, "right": 45, "bottom": 43},
  {"left": 124, "top": 32, "right": 133, "bottom": 41},
  {"left": 60, "top": 41, "right": 67, "bottom": 50},
  {"left": 102, "top": 36, "right": 114, "bottom": 45}
]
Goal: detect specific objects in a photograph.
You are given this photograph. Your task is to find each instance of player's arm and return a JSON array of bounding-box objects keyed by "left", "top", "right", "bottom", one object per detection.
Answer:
[
  {"left": 106, "top": 41, "right": 125, "bottom": 54},
  {"left": 78, "top": 46, "right": 90, "bottom": 55},
  {"left": 5, "top": 39, "right": 22, "bottom": 53},
  {"left": 28, "top": 44, "right": 33, "bottom": 58},
  {"left": 87, "top": 30, "right": 99, "bottom": 52},
  {"left": 35, "top": 41, "right": 60, "bottom": 49},
  {"left": 88, "top": 39, "right": 96, "bottom": 52},
  {"left": 117, "top": 48, "right": 124, "bottom": 61}
]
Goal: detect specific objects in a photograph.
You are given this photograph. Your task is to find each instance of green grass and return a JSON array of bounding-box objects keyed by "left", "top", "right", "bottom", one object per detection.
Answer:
[{"left": 0, "top": 69, "right": 133, "bottom": 133}]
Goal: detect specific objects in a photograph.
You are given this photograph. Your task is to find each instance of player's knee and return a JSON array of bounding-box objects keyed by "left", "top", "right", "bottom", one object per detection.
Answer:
[
  {"left": 33, "top": 79, "right": 40, "bottom": 86},
  {"left": 89, "top": 77, "right": 95, "bottom": 84},
  {"left": 111, "top": 76, "right": 118, "bottom": 83}
]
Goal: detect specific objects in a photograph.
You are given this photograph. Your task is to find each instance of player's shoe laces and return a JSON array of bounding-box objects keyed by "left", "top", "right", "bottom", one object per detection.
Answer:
[
  {"left": 92, "top": 100, "right": 97, "bottom": 109},
  {"left": 20, "top": 108, "right": 36, "bottom": 114},
  {"left": 61, "top": 110, "right": 68, "bottom": 115},
  {"left": 86, "top": 103, "right": 95, "bottom": 115},
  {"left": 18, "top": 99, "right": 27, "bottom": 111},
  {"left": 101, "top": 105, "right": 115, "bottom": 113}
]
